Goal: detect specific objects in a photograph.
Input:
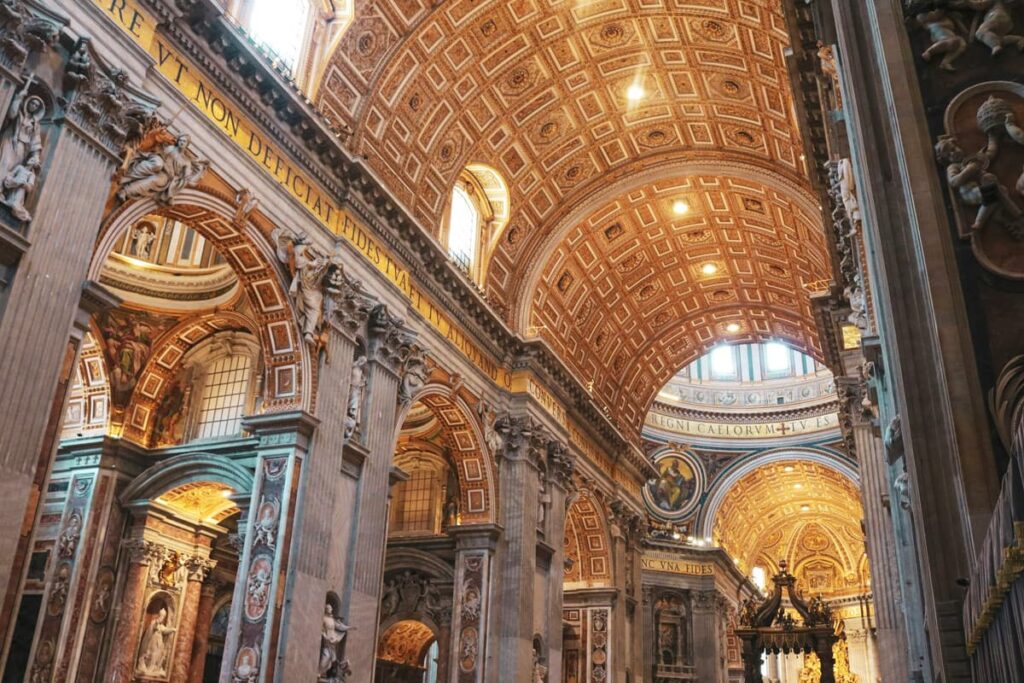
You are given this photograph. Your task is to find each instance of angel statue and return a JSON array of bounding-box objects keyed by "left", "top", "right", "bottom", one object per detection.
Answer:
[
  {"left": 116, "top": 133, "right": 208, "bottom": 205},
  {"left": 273, "top": 228, "right": 333, "bottom": 349},
  {"left": 0, "top": 150, "right": 38, "bottom": 221},
  {"left": 318, "top": 603, "right": 355, "bottom": 682}
]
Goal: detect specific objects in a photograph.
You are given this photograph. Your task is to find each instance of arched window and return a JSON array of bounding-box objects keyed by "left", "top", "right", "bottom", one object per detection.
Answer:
[
  {"left": 447, "top": 184, "right": 479, "bottom": 273},
  {"left": 444, "top": 165, "right": 510, "bottom": 286},
  {"left": 709, "top": 345, "right": 737, "bottom": 380},
  {"left": 243, "top": 0, "right": 312, "bottom": 69},
  {"left": 226, "top": 1, "right": 353, "bottom": 93}
]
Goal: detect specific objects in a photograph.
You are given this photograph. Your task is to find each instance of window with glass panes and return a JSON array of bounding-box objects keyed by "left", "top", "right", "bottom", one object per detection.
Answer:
[
  {"left": 194, "top": 354, "right": 251, "bottom": 439},
  {"left": 390, "top": 465, "right": 443, "bottom": 534}
]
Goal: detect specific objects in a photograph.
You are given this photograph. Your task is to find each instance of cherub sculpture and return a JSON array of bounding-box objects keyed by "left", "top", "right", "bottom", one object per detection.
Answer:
[
  {"left": 966, "top": 0, "right": 1024, "bottom": 55},
  {"left": 914, "top": 8, "right": 968, "bottom": 71}
]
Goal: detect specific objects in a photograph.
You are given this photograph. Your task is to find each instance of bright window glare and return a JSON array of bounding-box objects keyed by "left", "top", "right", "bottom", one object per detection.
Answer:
[
  {"left": 248, "top": 0, "right": 310, "bottom": 69},
  {"left": 752, "top": 566, "right": 766, "bottom": 591},
  {"left": 764, "top": 342, "right": 791, "bottom": 373},
  {"left": 710, "top": 345, "right": 736, "bottom": 378},
  {"left": 448, "top": 186, "right": 478, "bottom": 268}
]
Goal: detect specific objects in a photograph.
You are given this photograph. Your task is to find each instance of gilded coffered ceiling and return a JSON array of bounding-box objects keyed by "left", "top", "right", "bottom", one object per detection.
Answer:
[
  {"left": 712, "top": 460, "right": 868, "bottom": 598},
  {"left": 318, "top": 0, "right": 827, "bottom": 433},
  {"left": 529, "top": 174, "right": 828, "bottom": 429},
  {"left": 156, "top": 481, "right": 239, "bottom": 523}
]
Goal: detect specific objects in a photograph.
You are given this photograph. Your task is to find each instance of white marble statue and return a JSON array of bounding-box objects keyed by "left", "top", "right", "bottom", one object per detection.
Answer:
[
  {"left": 0, "top": 150, "right": 38, "bottom": 221},
  {"left": 968, "top": 0, "right": 1024, "bottom": 55},
  {"left": 273, "top": 229, "right": 333, "bottom": 348},
  {"left": 136, "top": 607, "right": 176, "bottom": 676},
  {"left": 935, "top": 134, "right": 1021, "bottom": 231},
  {"left": 130, "top": 223, "right": 157, "bottom": 259},
  {"left": 117, "top": 134, "right": 208, "bottom": 204},
  {"left": 914, "top": 9, "right": 967, "bottom": 72},
  {"left": 318, "top": 603, "right": 354, "bottom": 680},
  {"left": 0, "top": 78, "right": 44, "bottom": 184},
  {"left": 344, "top": 355, "right": 367, "bottom": 440}
]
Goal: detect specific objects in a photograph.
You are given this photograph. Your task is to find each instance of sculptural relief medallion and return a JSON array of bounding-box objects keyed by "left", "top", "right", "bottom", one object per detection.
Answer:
[{"left": 244, "top": 555, "right": 273, "bottom": 622}]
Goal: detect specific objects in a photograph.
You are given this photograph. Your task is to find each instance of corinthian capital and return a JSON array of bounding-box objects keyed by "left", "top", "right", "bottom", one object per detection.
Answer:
[
  {"left": 186, "top": 556, "right": 217, "bottom": 582},
  {"left": 547, "top": 440, "right": 575, "bottom": 491},
  {"left": 369, "top": 304, "right": 417, "bottom": 373},
  {"left": 326, "top": 253, "right": 378, "bottom": 334},
  {"left": 494, "top": 414, "right": 551, "bottom": 464}
]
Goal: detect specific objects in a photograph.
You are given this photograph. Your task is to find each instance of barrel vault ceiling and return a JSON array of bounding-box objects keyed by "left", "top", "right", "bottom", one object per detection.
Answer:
[{"left": 317, "top": 0, "right": 829, "bottom": 434}]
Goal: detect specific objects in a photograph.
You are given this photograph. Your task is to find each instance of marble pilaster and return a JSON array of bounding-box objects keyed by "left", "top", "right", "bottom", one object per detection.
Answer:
[
  {"left": 691, "top": 590, "right": 721, "bottom": 682},
  {"left": 0, "top": 52, "right": 153, "bottom": 611},
  {"left": 343, "top": 304, "right": 414, "bottom": 678},
  {"left": 492, "top": 414, "right": 546, "bottom": 679},
  {"left": 541, "top": 441, "right": 573, "bottom": 681},
  {"left": 275, "top": 281, "right": 373, "bottom": 681},
  {"left": 170, "top": 558, "right": 214, "bottom": 683},
  {"left": 850, "top": 419, "right": 910, "bottom": 682},
  {"left": 218, "top": 411, "right": 318, "bottom": 683},
  {"left": 449, "top": 524, "right": 499, "bottom": 683}
]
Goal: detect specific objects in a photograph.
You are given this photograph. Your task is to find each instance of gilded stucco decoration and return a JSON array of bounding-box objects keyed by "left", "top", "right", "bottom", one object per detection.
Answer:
[
  {"left": 712, "top": 460, "right": 869, "bottom": 599},
  {"left": 155, "top": 481, "right": 239, "bottom": 523}
]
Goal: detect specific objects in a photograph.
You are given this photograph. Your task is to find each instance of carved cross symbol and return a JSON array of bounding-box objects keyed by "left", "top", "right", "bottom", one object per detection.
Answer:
[{"left": 777, "top": 422, "right": 791, "bottom": 436}]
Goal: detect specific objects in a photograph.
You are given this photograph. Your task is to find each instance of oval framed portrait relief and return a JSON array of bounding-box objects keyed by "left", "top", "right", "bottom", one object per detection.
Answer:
[{"left": 643, "top": 450, "right": 705, "bottom": 521}]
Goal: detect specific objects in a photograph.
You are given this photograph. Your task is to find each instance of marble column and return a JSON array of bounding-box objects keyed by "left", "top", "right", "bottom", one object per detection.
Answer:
[
  {"left": 275, "top": 281, "right": 374, "bottom": 681},
  {"left": 0, "top": 44, "right": 155, "bottom": 608},
  {"left": 542, "top": 441, "right": 573, "bottom": 682},
  {"left": 448, "top": 525, "right": 499, "bottom": 683},
  {"left": 187, "top": 579, "right": 219, "bottom": 683},
  {"left": 492, "top": 414, "right": 547, "bottom": 679},
  {"left": 170, "top": 558, "right": 215, "bottom": 683},
  {"left": 107, "top": 539, "right": 158, "bottom": 683},
  {"left": 343, "top": 304, "right": 417, "bottom": 677}
]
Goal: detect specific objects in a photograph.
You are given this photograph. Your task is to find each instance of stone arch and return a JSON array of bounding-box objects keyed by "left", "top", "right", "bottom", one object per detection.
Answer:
[
  {"left": 696, "top": 446, "right": 857, "bottom": 539},
  {"left": 563, "top": 489, "right": 613, "bottom": 587},
  {"left": 120, "top": 452, "right": 254, "bottom": 507},
  {"left": 394, "top": 383, "right": 497, "bottom": 524},
  {"left": 120, "top": 311, "right": 261, "bottom": 446},
  {"left": 90, "top": 186, "right": 313, "bottom": 414}
]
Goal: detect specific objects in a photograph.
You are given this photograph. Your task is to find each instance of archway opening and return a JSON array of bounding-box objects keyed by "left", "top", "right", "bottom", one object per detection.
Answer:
[{"left": 375, "top": 619, "right": 438, "bottom": 683}]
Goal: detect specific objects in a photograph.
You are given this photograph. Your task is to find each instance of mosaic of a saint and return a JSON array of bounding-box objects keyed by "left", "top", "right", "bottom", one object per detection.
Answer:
[{"left": 648, "top": 456, "right": 697, "bottom": 513}]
